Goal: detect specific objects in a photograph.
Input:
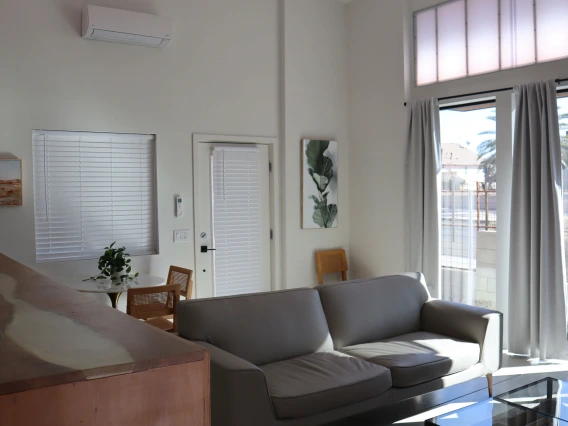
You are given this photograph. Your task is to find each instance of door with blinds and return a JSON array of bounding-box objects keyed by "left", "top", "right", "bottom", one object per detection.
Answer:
[{"left": 194, "top": 143, "right": 271, "bottom": 298}]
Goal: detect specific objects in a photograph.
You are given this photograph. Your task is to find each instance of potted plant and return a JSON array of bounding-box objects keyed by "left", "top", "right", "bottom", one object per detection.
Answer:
[{"left": 84, "top": 242, "right": 139, "bottom": 284}]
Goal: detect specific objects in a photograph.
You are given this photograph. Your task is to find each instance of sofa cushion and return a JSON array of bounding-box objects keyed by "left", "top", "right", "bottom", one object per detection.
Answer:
[
  {"left": 176, "top": 289, "right": 334, "bottom": 366},
  {"left": 339, "top": 332, "right": 480, "bottom": 388},
  {"left": 260, "top": 351, "right": 392, "bottom": 419},
  {"left": 318, "top": 275, "right": 430, "bottom": 348}
]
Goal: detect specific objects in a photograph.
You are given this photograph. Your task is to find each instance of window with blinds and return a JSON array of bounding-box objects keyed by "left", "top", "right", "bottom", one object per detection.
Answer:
[
  {"left": 211, "top": 146, "right": 267, "bottom": 297},
  {"left": 32, "top": 131, "right": 158, "bottom": 263},
  {"left": 414, "top": 0, "right": 568, "bottom": 86}
]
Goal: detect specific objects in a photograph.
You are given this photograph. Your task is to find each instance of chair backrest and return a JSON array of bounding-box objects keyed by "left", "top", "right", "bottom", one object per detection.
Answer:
[
  {"left": 315, "top": 249, "right": 348, "bottom": 285},
  {"left": 127, "top": 284, "right": 180, "bottom": 330},
  {"left": 167, "top": 266, "right": 193, "bottom": 298}
]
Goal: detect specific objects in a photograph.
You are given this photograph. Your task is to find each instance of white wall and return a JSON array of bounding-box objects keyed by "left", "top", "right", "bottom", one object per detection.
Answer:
[
  {"left": 282, "top": 0, "right": 350, "bottom": 287},
  {"left": 346, "top": 0, "right": 407, "bottom": 278},
  {"left": 0, "top": 0, "right": 349, "bottom": 307}
]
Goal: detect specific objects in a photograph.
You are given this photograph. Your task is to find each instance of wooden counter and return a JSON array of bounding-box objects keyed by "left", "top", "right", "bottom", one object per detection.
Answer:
[{"left": 0, "top": 253, "right": 210, "bottom": 426}]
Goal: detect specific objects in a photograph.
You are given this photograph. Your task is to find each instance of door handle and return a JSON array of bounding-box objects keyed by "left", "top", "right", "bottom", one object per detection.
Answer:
[{"left": 201, "top": 245, "right": 216, "bottom": 253}]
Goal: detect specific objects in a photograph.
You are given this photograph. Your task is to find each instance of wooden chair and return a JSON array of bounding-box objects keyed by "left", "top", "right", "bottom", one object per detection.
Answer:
[
  {"left": 315, "top": 249, "right": 348, "bottom": 285},
  {"left": 126, "top": 284, "right": 180, "bottom": 332},
  {"left": 167, "top": 266, "right": 194, "bottom": 299}
]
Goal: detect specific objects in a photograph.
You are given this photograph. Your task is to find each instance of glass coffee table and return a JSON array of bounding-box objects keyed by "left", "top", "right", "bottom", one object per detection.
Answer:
[{"left": 426, "top": 378, "right": 568, "bottom": 425}]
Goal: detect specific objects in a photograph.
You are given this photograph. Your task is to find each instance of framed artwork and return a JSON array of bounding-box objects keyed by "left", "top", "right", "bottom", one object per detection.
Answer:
[
  {"left": 0, "top": 159, "right": 22, "bottom": 206},
  {"left": 301, "top": 139, "right": 338, "bottom": 229}
]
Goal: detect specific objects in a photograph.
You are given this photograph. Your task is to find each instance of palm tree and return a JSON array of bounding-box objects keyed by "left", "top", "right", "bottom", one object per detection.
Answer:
[
  {"left": 476, "top": 111, "right": 568, "bottom": 187},
  {"left": 561, "top": 112, "right": 568, "bottom": 161},
  {"left": 476, "top": 115, "right": 497, "bottom": 188}
]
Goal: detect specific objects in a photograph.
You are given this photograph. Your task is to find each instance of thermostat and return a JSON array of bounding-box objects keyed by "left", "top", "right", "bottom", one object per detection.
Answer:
[{"left": 176, "top": 196, "right": 183, "bottom": 217}]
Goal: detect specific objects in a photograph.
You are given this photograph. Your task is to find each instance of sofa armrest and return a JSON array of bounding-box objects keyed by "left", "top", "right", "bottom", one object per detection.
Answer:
[
  {"left": 421, "top": 300, "right": 503, "bottom": 373},
  {"left": 193, "top": 341, "right": 276, "bottom": 426}
]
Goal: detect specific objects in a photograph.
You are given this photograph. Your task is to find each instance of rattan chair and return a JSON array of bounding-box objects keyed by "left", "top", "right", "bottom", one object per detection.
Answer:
[
  {"left": 315, "top": 249, "right": 348, "bottom": 285},
  {"left": 167, "top": 266, "right": 194, "bottom": 299},
  {"left": 126, "top": 284, "right": 180, "bottom": 332}
]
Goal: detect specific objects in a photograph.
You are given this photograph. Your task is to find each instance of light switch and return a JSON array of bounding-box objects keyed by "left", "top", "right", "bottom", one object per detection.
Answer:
[{"left": 174, "top": 229, "right": 190, "bottom": 242}]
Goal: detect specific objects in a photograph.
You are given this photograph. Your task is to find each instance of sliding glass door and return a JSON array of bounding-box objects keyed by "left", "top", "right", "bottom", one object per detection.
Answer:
[
  {"left": 439, "top": 90, "right": 568, "bottom": 313},
  {"left": 434, "top": 86, "right": 568, "bottom": 352},
  {"left": 558, "top": 95, "right": 568, "bottom": 278},
  {"left": 440, "top": 102, "right": 497, "bottom": 309}
]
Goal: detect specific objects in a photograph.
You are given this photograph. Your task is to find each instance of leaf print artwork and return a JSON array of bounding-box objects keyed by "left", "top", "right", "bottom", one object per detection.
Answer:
[{"left": 302, "top": 140, "right": 338, "bottom": 229}]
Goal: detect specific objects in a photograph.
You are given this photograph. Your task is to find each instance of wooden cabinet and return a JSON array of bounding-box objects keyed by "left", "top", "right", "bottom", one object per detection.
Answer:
[{"left": 0, "top": 253, "right": 210, "bottom": 426}]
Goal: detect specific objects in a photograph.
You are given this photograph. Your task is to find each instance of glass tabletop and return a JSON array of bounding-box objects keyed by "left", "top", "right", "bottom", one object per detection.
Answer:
[
  {"left": 496, "top": 378, "right": 568, "bottom": 422},
  {"left": 426, "top": 398, "right": 568, "bottom": 426},
  {"left": 59, "top": 275, "right": 166, "bottom": 294}
]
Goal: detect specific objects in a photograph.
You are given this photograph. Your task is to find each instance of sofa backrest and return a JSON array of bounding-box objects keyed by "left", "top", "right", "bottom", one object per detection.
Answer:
[
  {"left": 177, "top": 288, "right": 334, "bottom": 366},
  {"left": 317, "top": 274, "right": 430, "bottom": 348}
]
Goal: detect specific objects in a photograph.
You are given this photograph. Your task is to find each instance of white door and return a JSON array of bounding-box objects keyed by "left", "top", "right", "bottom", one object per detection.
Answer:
[{"left": 194, "top": 142, "right": 272, "bottom": 298}]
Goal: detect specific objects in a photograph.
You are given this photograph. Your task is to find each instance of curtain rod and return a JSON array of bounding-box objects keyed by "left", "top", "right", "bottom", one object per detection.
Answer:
[{"left": 403, "top": 78, "right": 568, "bottom": 107}]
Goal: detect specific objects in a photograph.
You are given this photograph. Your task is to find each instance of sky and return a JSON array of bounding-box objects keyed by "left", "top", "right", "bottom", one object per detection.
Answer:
[
  {"left": 440, "top": 107, "right": 496, "bottom": 153},
  {"left": 0, "top": 160, "right": 21, "bottom": 181},
  {"left": 440, "top": 99, "right": 568, "bottom": 153}
]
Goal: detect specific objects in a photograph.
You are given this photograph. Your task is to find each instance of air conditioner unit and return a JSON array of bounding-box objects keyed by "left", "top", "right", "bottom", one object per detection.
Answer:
[{"left": 82, "top": 5, "right": 173, "bottom": 48}]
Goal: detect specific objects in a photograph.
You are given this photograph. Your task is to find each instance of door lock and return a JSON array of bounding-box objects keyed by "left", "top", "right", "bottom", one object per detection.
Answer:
[{"left": 201, "top": 245, "right": 216, "bottom": 253}]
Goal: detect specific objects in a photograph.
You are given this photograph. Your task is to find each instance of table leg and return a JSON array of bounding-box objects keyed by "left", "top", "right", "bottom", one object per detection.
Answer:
[{"left": 107, "top": 292, "right": 122, "bottom": 309}]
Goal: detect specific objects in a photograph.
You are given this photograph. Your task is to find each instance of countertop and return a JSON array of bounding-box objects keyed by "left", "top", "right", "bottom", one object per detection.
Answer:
[{"left": 0, "top": 253, "right": 205, "bottom": 396}]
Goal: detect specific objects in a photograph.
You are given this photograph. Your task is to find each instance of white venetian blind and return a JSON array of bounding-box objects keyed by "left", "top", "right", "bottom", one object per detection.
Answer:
[
  {"left": 211, "top": 146, "right": 263, "bottom": 297},
  {"left": 32, "top": 130, "right": 157, "bottom": 263}
]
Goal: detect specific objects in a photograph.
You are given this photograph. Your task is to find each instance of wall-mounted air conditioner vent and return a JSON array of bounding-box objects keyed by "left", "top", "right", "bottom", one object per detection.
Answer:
[{"left": 82, "top": 5, "right": 173, "bottom": 48}]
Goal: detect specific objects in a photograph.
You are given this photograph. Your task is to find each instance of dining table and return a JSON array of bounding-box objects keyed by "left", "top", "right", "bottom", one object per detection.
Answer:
[{"left": 61, "top": 275, "right": 166, "bottom": 308}]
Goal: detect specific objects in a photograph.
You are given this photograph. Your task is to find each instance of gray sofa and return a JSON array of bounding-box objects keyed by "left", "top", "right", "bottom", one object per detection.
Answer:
[{"left": 177, "top": 274, "right": 502, "bottom": 426}]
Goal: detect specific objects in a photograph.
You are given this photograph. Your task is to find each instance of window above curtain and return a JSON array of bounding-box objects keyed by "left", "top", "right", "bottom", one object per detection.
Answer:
[{"left": 414, "top": 0, "right": 568, "bottom": 86}]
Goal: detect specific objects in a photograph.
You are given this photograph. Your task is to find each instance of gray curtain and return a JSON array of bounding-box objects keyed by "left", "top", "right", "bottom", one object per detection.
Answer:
[
  {"left": 508, "top": 80, "right": 568, "bottom": 360},
  {"left": 405, "top": 99, "right": 442, "bottom": 298}
]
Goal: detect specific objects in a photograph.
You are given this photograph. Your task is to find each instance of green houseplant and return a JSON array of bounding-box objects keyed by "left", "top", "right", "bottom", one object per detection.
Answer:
[{"left": 84, "top": 242, "right": 139, "bottom": 283}]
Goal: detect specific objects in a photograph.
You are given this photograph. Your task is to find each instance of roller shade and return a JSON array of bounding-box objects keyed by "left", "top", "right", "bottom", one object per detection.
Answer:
[
  {"left": 211, "top": 146, "right": 263, "bottom": 297},
  {"left": 32, "top": 130, "right": 158, "bottom": 263},
  {"left": 414, "top": 0, "right": 568, "bottom": 85}
]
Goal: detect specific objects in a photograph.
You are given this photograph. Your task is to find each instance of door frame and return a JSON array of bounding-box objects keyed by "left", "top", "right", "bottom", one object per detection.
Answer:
[{"left": 192, "top": 134, "right": 282, "bottom": 297}]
